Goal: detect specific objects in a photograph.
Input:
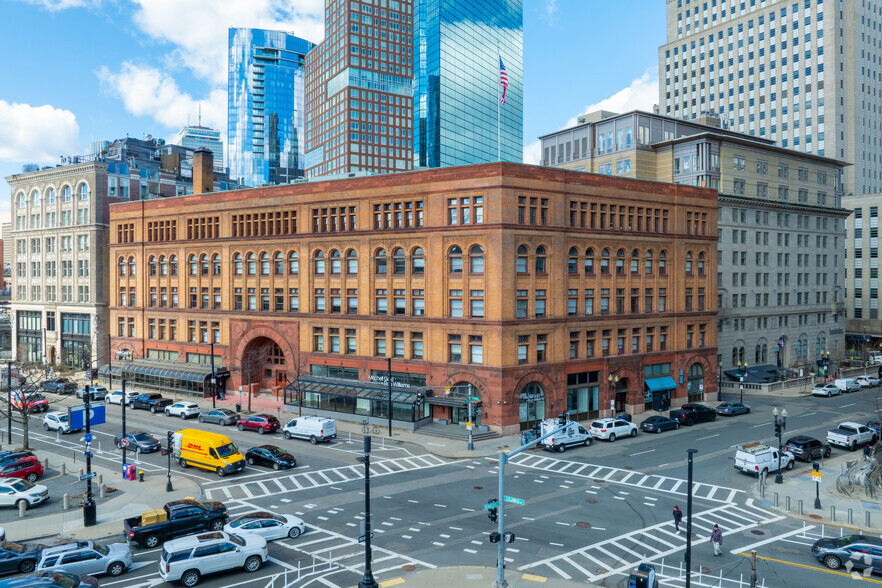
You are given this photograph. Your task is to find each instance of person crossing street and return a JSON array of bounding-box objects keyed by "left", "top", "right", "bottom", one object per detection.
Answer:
[
  {"left": 710, "top": 524, "right": 723, "bottom": 556},
  {"left": 672, "top": 505, "right": 683, "bottom": 533}
]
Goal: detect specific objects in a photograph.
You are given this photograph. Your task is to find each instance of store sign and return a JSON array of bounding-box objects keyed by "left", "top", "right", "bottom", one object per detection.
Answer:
[{"left": 369, "top": 374, "right": 411, "bottom": 388}]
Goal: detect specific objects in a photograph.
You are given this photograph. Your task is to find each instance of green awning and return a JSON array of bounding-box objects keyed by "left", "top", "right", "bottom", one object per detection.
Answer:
[{"left": 644, "top": 376, "right": 678, "bottom": 392}]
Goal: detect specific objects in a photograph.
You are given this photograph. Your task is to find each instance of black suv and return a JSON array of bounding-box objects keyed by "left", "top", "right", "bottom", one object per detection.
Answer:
[{"left": 784, "top": 435, "right": 832, "bottom": 462}]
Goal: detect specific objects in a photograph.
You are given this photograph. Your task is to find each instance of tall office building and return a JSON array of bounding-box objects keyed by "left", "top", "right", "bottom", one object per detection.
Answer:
[
  {"left": 228, "top": 28, "right": 314, "bottom": 187},
  {"left": 175, "top": 123, "right": 224, "bottom": 172},
  {"left": 413, "top": 0, "right": 524, "bottom": 168},
  {"left": 304, "top": 0, "right": 415, "bottom": 178}
]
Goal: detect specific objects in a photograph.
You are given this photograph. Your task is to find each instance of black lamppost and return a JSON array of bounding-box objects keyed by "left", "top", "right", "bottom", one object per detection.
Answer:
[
  {"left": 209, "top": 342, "right": 216, "bottom": 409},
  {"left": 607, "top": 374, "right": 619, "bottom": 415},
  {"left": 820, "top": 350, "right": 830, "bottom": 380},
  {"left": 83, "top": 388, "right": 96, "bottom": 526},
  {"left": 773, "top": 407, "right": 787, "bottom": 484},
  {"left": 685, "top": 448, "right": 698, "bottom": 588},
  {"left": 737, "top": 361, "right": 748, "bottom": 404},
  {"left": 357, "top": 436, "right": 377, "bottom": 588}
]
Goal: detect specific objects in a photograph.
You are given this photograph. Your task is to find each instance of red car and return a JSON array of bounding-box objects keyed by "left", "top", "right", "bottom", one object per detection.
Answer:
[
  {"left": 0, "top": 456, "right": 43, "bottom": 483},
  {"left": 237, "top": 414, "right": 281, "bottom": 435}
]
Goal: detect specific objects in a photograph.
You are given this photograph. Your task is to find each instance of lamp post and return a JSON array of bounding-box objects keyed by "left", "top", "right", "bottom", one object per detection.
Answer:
[
  {"left": 607, "top": 374, "right": 619, "bottom": 415},
  {"left": 772, "top": 407, "right": 787, "bottom": 484},
  {"left": 209, "top": 342, "right": 216, "bottom": 409},
  {"left": 685, "top": 448, "right": 698, "bottom": 588},
  {"left": 737, "top": 361, "right": 747, "bottom": 404},
  {"left": 83, "top": 386, "right": 96, "bottom": 526},
  {"left": 387, "top": 357, "right": 392, "bottom": 438},
  {"left": 356, "top": 436, "right": 377, "bottom": 588}
]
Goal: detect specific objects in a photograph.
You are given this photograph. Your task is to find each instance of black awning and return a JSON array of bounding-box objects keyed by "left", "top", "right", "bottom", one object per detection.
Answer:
[
  {"left": 285, "top": 376, "right": 425, "bottom": 404},
  {"left": 114, "top": 360, "right": 229, "bottom": 384}
]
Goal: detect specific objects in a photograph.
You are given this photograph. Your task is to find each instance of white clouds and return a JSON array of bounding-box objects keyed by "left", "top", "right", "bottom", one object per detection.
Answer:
[
  {"left": 0, "top": 101, "right": 80, "bottom": 163},
  {"left": 16, "top": 0, "right": 90, "bottom": 11},
  {"left": 543, "top": 0, "right": 559, "bottom": 25},
  {"left": 523, "top": 68, "right": 660, "bottom": 165},
  {"left": 96, "top": 62, "right": 226, "bottom": 132}
]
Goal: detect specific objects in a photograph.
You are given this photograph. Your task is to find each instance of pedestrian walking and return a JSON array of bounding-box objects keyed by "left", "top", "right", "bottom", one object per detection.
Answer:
[
  {"left": 710, "top": 524, "right": 723, "bottom": 556},
  {"left": 672, "top": 506, "right": 683, "bottom": 533}
]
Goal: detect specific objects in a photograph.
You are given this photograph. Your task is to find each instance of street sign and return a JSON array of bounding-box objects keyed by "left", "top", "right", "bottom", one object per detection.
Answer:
[
  {"left": 812, "top": 471, "right": 822, "bottom": 482},
  {"left": 79, "top": 472, "right": 96, "bottom": 481},
  {"left": 483, "top": 502, "right": 500, "bottom": 510},
  {"left": 466, "top": 422, "right": 473, "bottom": 429},
  {"left": 470, "top": 396, "right": 480, "bottom": 402},
  {"left": 120, "top": 438, "right": 130, "bottom": 448},
  {"left": 68, "top": 403, "right": 106, "bottom": 430},
  {"left": 357, "top": 533, "right": 373, "bottom": 543},
  {"left": 84, "top": 433, "right": 92, "bottom": 443},
  {"left": 503, "top": 496, "right": 525, "bottom": 505}
]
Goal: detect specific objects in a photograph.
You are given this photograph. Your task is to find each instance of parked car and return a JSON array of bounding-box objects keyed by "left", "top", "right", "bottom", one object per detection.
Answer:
[
  {"left": 857, "top": 375, "right": 882, "bottom": 388},
  {"left": 158, "top": 531, "right": 267, "bottom": 587},
  {"left": 869, "top": 417, "right": 882, "bottom": 436},
  {"left": 0, "top": 458, "right": 42, "bottom": 483},
  {"left": 827, "top": 422, "right": 878, "bottom": 451},
  {"left": 75, "top": 386, "right": 108, "bottom": 402},
  {"left": 224, "top": 512, "right": 305, "bottom": 540},
  {"left": 0, "top": 542, "right": 45, "bottom": 574},
  {"left": 834, "top": 378, "right": 862, "bottom": 393},
  {"left": 106, "top": 390, "right": 138, "bottom": 406},
  {"left": 113, "top": 431, "right": 161, "bottom": 453},
  {"left": 0, "top": 479, "right": 48, "bottom": 510},
  {"left": 734, "top": 442, "right": 795, "bottom": 476},
  {"left": 165, "top": 402, "right": 200, "bottom": 420},
  {"left": 812, "top": 534, "right": 882, "bottom": 572},
  {"left": 130, "top": 393, "right": 173, "bottom": 413},
  {"left": 538, "top": 418, "right": 592, "bottom": 452},
  {"left": 198, "top": 409, "right": 239, "bottom": 426},
  {"left": 9, "top": 392, "right": 49, "bottom": 414},
  {"left": 784, "top": 435, "right": 832, "bottom": 462},
  {"left": 0, "top": 572, "right": 98, "bottom": 587},
  {"left": 124, "top": 499, "right": 227, "bottom": 549},
  {"left": 41, "top": 412, "right": 73, "bottom": 434},
  {"left": 588, "top": 417, "right": 639, "bottom": 442},
  {"left": 40, "top": 379, "right": 76, "bottom": 395},
  {"left": 281, "top": 416, "right": 337, "bottom": 444},
  {"left": 244, "top": 446, "right": 296, "bottom": 470},
  {"left": 715, "top": 402, "right": 751, "bottom": 416},
  {"left": 0, "top": 453, "right": 35, "bottom": 468},
  {"left": 640, "top": 415, "right": 680, "bottom": 433},
  {"left": 36, "top": 541, "right": 132, "bottom": 577},
  {"left": 811, "top": 383, "right": 841, "bottom": 397},
  {"left": 669, "top": 404, "right": 717, "bottom": 425},
  {"left": 237, "top": 414, "right": 280, "bottom": 435}
]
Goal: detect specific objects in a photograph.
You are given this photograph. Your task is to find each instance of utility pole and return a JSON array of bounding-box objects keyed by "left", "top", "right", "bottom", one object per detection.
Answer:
[
  {"left": 121, "top": 379, "right": 127, "bottom": 471},
  {"left": 165, "top": 430, "right": 174, "bottom": 492},
  {"left": 83, "top": 391, "right": 96, "bottom": 526},
  {"left": 685, "top": 448, "right": 698, "bottom": 588},
  {"left": 210, "top": 342, "right": 216, "bottom": 409},
  {"left": 387, "top": 357, "right": 392, "bottom": 438},
  {"left": 107, "top": 333, "right": 112, "bottom": 392},
  {"left": 6, "top": 361, "right": 11, "bottom": 444},
  {"left": 357, "top": 436, "right": 377, "bottom": 588},
  {"left": 750, "top": 550, "right": 758, "bottom": 588}
]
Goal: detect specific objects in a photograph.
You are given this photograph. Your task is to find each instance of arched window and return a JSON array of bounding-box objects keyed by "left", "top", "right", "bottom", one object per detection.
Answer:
[
  {"left": 738, "top": 346, "right": 745, "bottom": 363},
  {"left": 732, "top": 347, "right": 738, "bottom": 365},
  {"left": 584, "top": 248, "right": 594, "bottom": 274},
  {"left": 189, "top": 255, "right": 198, "bottom": 275},
  {"left": 687, "top": 364, "right": 705, "bottom": 401},
  {"left": 761, "top": 344, "right": 768, "bottom": 363},
  {"left": 78, "top": 183, "right": 89, "bottom": 200},
  {"left": 644, "top": 250, "right": 654, "bottom": 274},
  {"left": 685, "top": 251, "right": 693, "bottom": 275},
  {"left": 630, "top": 249, "right": 639, "bottom": 274},
  {"left": 62, "top": 186, "right": 72, "bottom": 202},
  {"left": 246, "top": 253, "right": 256, "bottom": 275},
  {"left": 697, "top": 252, "right": 705, "bottom": 276},
  {"left": 118, "top": 257, "right": 126, "bottom": 277},
  {"left": 232, "top": 253, "right": 242, "bottom": 276},
  {"left": 16, "top": 192, "right": 25, "bottom": 209},
  {"left": 274, "top": 252, "right": 284, "bottom": 276},
  {"left": 46, "top": 188, "right": 55, "bottom": 204},
  {"left": 260, "top": 252, "right": 270, "bottom": 276},
  {"left": 330, "top": 250, "right": 342, "bottom": 274},
  {"left": 159, "top": 256, "right": 167, "bottom": 276},
  {"left": 148, "top": 256, "right": 157, "bottom": 276},
  {"left": 347, "top": 250, "right": 359, "bottom": 274},
  {"left": 201, "top": 254, "right": 210, "bottom": 276},
  {"left": 568, "top": 247, "right": 578, "bottom": 274},
  {"left": 600, "top": 249, "right": 610, "bottom": 274},
  {"left": 212, "top": 254, "right": 221, "bottom": 275},
  {"left": 470, "top": 245, "right": 485, "bottom": 274},
  {"left": 755, "top": 344, "right": 762, "bottom": 364},
  {"left": 170, "top": 255, "right": 178, "bottom": 276},
  {"left": 658, "top": 251, "right": 667, "bottom": 275},
  {"left": 313, "top": 251, "right": 325, "bottom": 275},
  {"left": 410, "top": 248, "right": 423, "bottom": 274},
  {"left": 128, "top": 256, "right": 136, "bottom": 276},
  {"left": 392, "top": 248, "right": 406, "bottom": 274},
  {"left": 516, "top": 245, "right": 528, "bottom": 273},
  {"left": 535, "top": 246, "right": 547, "bottom": 273},
  {"left": 375, "top": 249, "right": 387, "bottom": 274},
  {"left": 449, "top": 246, "right": 463, "bottom": 273},
  {"left": 30, "top": 190, "right": 40, "bottom": 207},
  {"left": 615, "top": 249, "right": 625, "bottom": 275},
  {"left": 288, "top": 252, "right": 299, "bottom": 275}
]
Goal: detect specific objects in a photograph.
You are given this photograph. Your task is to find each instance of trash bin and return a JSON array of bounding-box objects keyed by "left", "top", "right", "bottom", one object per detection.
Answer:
[
  {"left": 627, "top": 563, "right": 658, "bottom": 588},
  {"left": 616, "top": 413, "right": 632, "bottom": 422},
  {"left": 235, "top": 403, "right": 242, "bottom": 412}
]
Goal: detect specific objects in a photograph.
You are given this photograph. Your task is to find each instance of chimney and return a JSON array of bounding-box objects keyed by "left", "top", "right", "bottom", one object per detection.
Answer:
[{"left": 193, "top": 147, "right": 214, "bottom": 195}]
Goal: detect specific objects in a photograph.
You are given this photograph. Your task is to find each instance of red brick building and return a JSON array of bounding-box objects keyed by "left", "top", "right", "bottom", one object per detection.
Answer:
[{"left": 108, "top": 163, "right": 718, "bottom": 434}]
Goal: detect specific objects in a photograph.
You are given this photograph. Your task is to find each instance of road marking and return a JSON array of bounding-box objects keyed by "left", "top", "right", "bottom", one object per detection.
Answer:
[
  {"left": 556, "top": 522, "right": 571, "bottom": 526},
  {"left": 697, "top": 433, "right": 720, "bottom": 440},
  {"left": 549, "top": 542, "right": 564, "bottom": 547},
  {"left": 799, "top": 412, "right": 818, "bottom": 417},
  {"left": 630, "top": 449, "right": 655, "bottom": 456},
  {"left": 738, "top": 552, "right": 882, "bottom": 583},
  {"left": 753, "top": 421, "right": 773, "bottom": 428},
  {"left": 463, "top": 548, "right": 477, "bottom": 554},
  {"left": 730, "top": 526, "right": 816, "bottom": 553},
  {"left": 379, "top": 579, "right": 405, "bottom": 587},
  {"left": 841, "top": 403, "right": 856, "bottom": 408}
]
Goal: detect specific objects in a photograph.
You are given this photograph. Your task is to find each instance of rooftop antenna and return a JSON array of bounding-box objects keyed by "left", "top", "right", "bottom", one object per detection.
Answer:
[{"left": 198, "top": 104, "right": 202, "bottom": 127}]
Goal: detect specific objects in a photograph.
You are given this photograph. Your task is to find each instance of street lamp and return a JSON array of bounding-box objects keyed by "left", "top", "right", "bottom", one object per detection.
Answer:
[
  {"left": 737, "top": 361, "right": 748, "bottom": 404},
  {"left": 685, "top": 448, "right": 699, "bottom": 588},
  {"left": 772, "top": 407, "right": 788, "bottom": 484},
  {"left": 607, "top": 374, "right": 619, "bottom": 415}
]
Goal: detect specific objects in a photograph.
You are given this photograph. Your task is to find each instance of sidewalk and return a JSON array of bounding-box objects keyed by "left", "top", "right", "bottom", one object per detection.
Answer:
[{"left": 749, "top": 452, "right": 882, "bottom": 533}]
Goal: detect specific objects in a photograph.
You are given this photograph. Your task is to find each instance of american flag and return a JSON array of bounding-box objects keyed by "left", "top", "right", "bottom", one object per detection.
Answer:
[{"left": 499, "top": 56, "right": 508, "bottom": 104}]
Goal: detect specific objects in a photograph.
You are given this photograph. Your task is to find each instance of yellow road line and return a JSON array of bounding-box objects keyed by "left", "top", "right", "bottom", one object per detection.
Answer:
[
  {"left": 521, "top": 573, "right": 548, "bottom": 583},
  {"left": 379, "top": 579, "right": 405, "bottom": 587},
  {"left": 737, "top": 552, "right": 882, "bottom": 583}
]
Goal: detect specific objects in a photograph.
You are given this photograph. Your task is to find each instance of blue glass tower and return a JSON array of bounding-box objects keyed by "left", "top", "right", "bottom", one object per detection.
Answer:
[
  {"left": 228, "top": 28, "right": 315, "bottom": 187},
  {"left": 413, "top": 0, "right": 523, "bottom": 168}
]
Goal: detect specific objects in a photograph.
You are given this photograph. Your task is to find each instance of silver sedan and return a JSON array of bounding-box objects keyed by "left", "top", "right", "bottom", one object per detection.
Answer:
[
  {"left": 224, "top": 512, "right": 305, "bottom": 541},
  {"left": 715, "top": 402, "right": 751, "bottom": 416}
]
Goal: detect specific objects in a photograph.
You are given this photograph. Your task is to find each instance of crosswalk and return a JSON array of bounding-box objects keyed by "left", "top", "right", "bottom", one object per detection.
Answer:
[
  {"left": 204, "top": 454, "right": 449, "bottom": 501},
  {"left": 518, "top": 500, "right": 785, "bottom": 583},
  {"left": 507, "top": 453, "right": 743, "bottom": 503}
]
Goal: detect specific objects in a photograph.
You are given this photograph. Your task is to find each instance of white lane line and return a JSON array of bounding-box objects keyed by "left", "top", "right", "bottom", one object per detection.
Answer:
[
  {"left": 697, "top": 433, "right": 720, "bottom": 440},
  {"left": 630, "top": 449, "right": 656, "bottom": 456},
  {"left": 549, "top": 542, "right": 564, "bottom": 547},
  {"left": 841, "top": 403, "right": 856, "bottom": 408},
  {"left": 753, "top": 421, "right": 773, "bottom": 428},
  {"left": 464, "top": 548, "right": 477, "bottom": 554},
  {"left": 729, "top": 525, "right": 816, "bottom": 554},
  {"left": 799, "top": 412, "right": 818, "bottom": 417}
]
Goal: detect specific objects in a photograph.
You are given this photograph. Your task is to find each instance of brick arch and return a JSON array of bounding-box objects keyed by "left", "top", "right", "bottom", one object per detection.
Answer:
[
  {"left": 440, "top": 372, "right": 488, "bottom": 398},
  {"left": 609, "top": 368, "right": 642, "bottom": 406},
  {"left": 230, "top": 323, "right": 297, "bottom": 373},
  {"left": 507, "top": 371, "right": 557, "bottom": 407}
]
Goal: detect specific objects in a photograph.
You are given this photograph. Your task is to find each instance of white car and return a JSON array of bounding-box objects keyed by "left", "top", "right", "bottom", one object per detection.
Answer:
[
  {"left": 42, "top": 411, "right": 72, "bottom": 433},
  {"left": 224, "top": 512, "right": 305, "bottom": 540},
  {"left": 159, "top": 531, "right": 267, "bottom": 586},
  {"left": 165, "top": 402, "right": 200, "bottom": 419},
  {"left": 0, "top": 478, "right": 49, "bottom": 509},
  {"left": 856, "top": 375, "right": 881, "bottom": 388},
  {"left": 811, "top": 383, "right": 841, "bottom": 397},
  {"left": 107, "top": 390, "right": 139, "bottom": 405},
  {"left": 588, "top": 417, "right": 639, "bottom": 442}
]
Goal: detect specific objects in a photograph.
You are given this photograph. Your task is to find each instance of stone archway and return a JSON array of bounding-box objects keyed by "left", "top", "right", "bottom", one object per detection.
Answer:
[
  {"left": 241, "top": 337, "right": 287, "bottom": 393},
  {"left": 229, "top": 322, "right": 299, "bottom": 393}
]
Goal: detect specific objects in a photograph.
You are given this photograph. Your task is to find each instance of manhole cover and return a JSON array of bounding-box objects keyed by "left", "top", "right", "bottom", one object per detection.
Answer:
[
  {"left": 586, "top": 499, "right": 599, "bottom": 504},
  {"left": 596, "top": 567, "right": 608, "bottom": 574},
  {"left": 751, "top": 530, "right": 765, "bottom": 535},
  {"left": 576, "top": 521, "right": 592, "bottom": 528},
  {"left": 401, "top": 565, "right": 416, "bottom": 572},
  {"left": 809, "top": 514, "right": 823, "bottom": 520},
  {"left": 594, "top": 479, "right": 605, "bottom": 484},
  {"left": 473, "top": 486, "right": 483, "bottom": 491},
  {"left": 624, "top": 465, "right": 634, "bottom": 469}
]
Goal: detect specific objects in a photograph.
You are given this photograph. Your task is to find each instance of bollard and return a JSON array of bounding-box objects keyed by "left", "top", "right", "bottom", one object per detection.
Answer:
[
  {"left": 18, "top": 500, "right": 26, "bottom": 518},
  {"left": 774, "top": 492, "right": 779, "bottom": 507},
  {"left": 99, "top": 484, "right": 106, "bottom": 499},
  {"left": 63, "top": 494, "right": 70, "bottom": 510},
  {"left": 43, "top": 458, "right": 48, "bottom": 471},
  {"left": 831, "top": 506, "right": 836, "bottom": 521},
  {"left": 849, "top": 509, "right": 854, "bottom": 525},
  {"left": 798, "top": 500, "right": 803, "bottom": 515},
  {"left": 867, "top": 511, "right": 872, "bottom": 528},
  {"left": 786, "top": 496, "right": 791, "bottom": 512},
  {"left": 79, "top": 468, "right": 84, "bottom": 478},
  {"left": 73, "top": 450, "right": 76, "bottom": 463},
  {"left": 98, "top": 474, "right": 103, "bottom": 486},
  {"left": 61, "top": 463, "right": 66, "bottom": 475}
]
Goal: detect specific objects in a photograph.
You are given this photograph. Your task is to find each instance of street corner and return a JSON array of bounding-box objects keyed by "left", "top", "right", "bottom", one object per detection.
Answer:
[{"left": 373, "top": 566, "right": 593, "bottom": 588}]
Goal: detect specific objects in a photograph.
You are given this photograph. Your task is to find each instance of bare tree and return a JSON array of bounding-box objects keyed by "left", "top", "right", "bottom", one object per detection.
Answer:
[
  {"left": 241, "top": 341, "right": 273, "bottom": 413},
  {"left": 5, "top": 360, "right": 52, "bottom": 450}
]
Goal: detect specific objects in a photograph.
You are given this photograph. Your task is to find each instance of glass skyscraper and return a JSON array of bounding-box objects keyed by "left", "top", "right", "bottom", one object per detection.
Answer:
[
  {"left": 228, "top": 28, "right": 315, "bottom": 187},
  {"left": 413, "top": 0, "right": 523, "bottom": 168}
]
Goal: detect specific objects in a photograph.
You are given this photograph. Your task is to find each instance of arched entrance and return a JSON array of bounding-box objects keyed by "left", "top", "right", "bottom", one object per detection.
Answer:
[
  {"left": 449, "top": 382, "right": 481, "bottom": 426},
  {"left": 687, "top": 363, "right": 705, "bottom": 402},
  {"left": 519, "top": 383, "right": 545, "bottom": 431},
  {"left": 241, "top": 337, "right": 286, "bottom": 392},
  {"left": 48, "top": 347, "right": 56, "bottom": 364}
]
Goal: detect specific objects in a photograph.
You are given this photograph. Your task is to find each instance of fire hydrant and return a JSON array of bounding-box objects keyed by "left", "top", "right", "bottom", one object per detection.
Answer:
[{"left": 138, "top": 470, "right": 144, "bottom": 482}]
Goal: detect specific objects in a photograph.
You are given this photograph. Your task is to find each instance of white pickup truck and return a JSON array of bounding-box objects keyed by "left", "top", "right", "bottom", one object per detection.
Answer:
[{"left": 826, "top": 422, "right": 878, "bottom": 451}]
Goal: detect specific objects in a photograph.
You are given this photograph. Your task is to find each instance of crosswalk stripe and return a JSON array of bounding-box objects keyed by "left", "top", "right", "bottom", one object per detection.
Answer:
[{"left": 545, "top": 561, "right": 573, "bottom": 580}]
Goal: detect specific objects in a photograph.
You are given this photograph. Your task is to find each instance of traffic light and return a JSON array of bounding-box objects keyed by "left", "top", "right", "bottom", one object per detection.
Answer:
[
  {"left": 487, "top": 498, "right": 498, "bottom": 523},
  {"left": 774, "top": 423, "right": 782, "bottom": 438},
  {"left": 488, "top": 531, "right": 501, "bottom": 543},
  {"left": 167, "top": 431, "right": 174, "bottom": 446}
]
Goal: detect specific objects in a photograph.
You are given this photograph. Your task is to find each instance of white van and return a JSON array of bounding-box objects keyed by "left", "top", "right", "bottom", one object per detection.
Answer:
[
  {"left": 869, "top": 352, "right": 882, "bottom": 365},
  {"left": 734, "top": 442, "right": 795, "bottom": 477},
  {"left": 539, "top": 418, "right": 592, "bottom": 453},
  {"left": 834, "top": 378, "right": 861, "bottom": 393},
  {"left": 282, "top": 416, "right": 337, "bottom": 444}
]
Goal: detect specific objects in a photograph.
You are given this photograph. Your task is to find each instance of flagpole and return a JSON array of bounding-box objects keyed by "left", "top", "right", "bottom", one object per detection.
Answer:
[{"left": 497, "top": 51, "right": 501, "bottom": 162}]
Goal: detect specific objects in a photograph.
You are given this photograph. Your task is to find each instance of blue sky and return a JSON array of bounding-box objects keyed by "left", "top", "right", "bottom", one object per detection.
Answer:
[{"left": 0, "top": 0, "right": 666, "bottom": 213}]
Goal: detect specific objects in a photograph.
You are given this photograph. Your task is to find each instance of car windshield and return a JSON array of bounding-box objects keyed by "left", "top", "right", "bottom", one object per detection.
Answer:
[
  {"left": 267, "top": 447, "right": 287, "bottom": 457},
  {"left": 590, "top": 421, "right": 605, "bottom": 428},
  {"left": 56, "top": 415, "right": 69, "bottom": 423},
  {"left": 1, "top": 542, "right": 28, "bottom": 553},
  {"left": 49, "top": 572, "right": 80, "bottom": 588},
  {"left": 228, "top": 533, "right": 246, "bottom": 546},
  {"left": 10, "top": 480, "right": 33, "bottom": 492},
  {"left": 216, "top": 443, "right": 239, "bottom": 458},
  {"left": 834, "top": 536, "right": 858, "bottom": 547},
  {"left": 133, "top": 433, "right": 152, "bottom": 442},
  {"left": 94, "top": 544, "right": 108, "bottom": 555},
  {"left": 219, "top": 409, "right": 235, "bottom": 416}
]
